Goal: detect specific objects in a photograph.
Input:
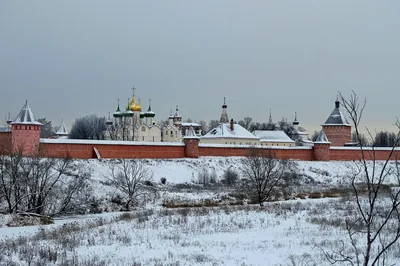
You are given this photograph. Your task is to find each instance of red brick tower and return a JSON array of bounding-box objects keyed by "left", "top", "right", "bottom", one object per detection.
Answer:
[
  {"left": 11, "top": 101, "right": 42, "bottom": 156},
  {"left": 183, "top": 126, "right": 200, "bottom": 158},
  {"left": 313, "top": 131, "right": 331, "bottom": 161},
  {"left": 321, "top": 99, "right": 351, "bottom": 146}
]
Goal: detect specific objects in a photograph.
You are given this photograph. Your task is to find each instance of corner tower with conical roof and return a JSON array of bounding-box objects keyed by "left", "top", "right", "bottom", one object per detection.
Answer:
[
  {"left": 220, "top": 97, "right": 229, "bottom": 123},
  {"left": 11, "top": 100, "right": 42, "bottom": 156},
  {"left": 313, "top": 130, "right": 331, "bottom": 161},
  {"left": 55, "top": 119, "right": 69, "bottom": 139},
  {"left": 321, "top": 98, "right": 351, "bottom": 146}
]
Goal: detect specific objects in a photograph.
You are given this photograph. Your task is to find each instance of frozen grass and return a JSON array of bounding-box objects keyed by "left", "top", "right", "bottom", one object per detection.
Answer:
[
  {"left": 1, "top": 198, "right": 400, "bottom": 266},
  {"left": 2, "top": 157, "right": 400, "bottom": 265}
]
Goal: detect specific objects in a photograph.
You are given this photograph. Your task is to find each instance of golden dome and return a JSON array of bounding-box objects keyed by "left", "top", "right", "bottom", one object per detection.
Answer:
[{"left": 129, "top": 97, "right": 142, "bottom": 112}]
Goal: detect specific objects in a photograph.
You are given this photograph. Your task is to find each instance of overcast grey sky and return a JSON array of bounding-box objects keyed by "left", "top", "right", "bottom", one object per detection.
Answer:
[{"left": 1, "top": 1, "right": 399, "bottom": 133}]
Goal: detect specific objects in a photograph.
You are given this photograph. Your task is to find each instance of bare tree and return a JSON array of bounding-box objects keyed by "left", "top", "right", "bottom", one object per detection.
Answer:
[
  {"left": 0, "top": 151, "right": 23, "bottom": 214},
  {"left": 241, "top": 148, "right": 291, "bottom": 206},
  {"left": 208, "top": 120, "right": 220, "bottom": 131},
  {"left": 222, "top": 167, "right": 239, "bottom": 186},
  {"left": 198, "top": 120, "right": 208, "bottom": 135},
  {"left": 373, "top": 130, "right": 398, "bottom": 147},
  {"left": 249, "top": 122, "right": 262, "bottom": 132},
  {"left": 107, "top": 159, "right": 154, "bottom": 210},
  {"left": 37, "top": 118, "right": 53, "bottom": 138},
  {"left": 0, "top": 153, "right": 91, "bottom": 216},
  {"left": 325, "top": 91, "right": 400, "bottom": 265},
  {"left": 265, "top": 121, "right": 277, "bottom": 131},
  {"left": 238, "top": 117, "right": 253, "bottom": 130},
  {"left": 310, "top": 130, "right": 320, "bottom": 142},
  {"left": 69, "top": 115, "right": 106, "bottom": 140},
  {"left": 158, "top": 119, "right": 169, "bottom": 129},
  {"left": 351, "top": 131, "right": 370, "bottom": 146},
  {"left": 197, "top": 166, "right": 210, "bottom": 185}
]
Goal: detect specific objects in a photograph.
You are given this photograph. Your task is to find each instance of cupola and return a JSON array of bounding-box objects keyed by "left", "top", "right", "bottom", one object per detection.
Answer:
[
  {"left": 144, "top": 99, "right": 155, "bottom": 118},
  {"left": 128, "top": 86, "right": 141, "bottom": 112},
  {"left": 113, "top": 99, "right": 123, "bottom": 118},
  {"left": 123, "top": 98, "right": 134, "bottom": 117}
]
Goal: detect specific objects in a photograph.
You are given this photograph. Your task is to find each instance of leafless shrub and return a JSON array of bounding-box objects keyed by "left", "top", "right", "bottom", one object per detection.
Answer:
[
  {"left": 38, "top": 246, "right": 58, "bottom": 263},
  {"left": 308, "top": 192, "right": 323, "bottom": 199},
  {"left": 176, "top": 207, "right": 191, "bottom": 217},
  {"left": 107, "top": 159, "right": 155, "bottom": 210},
  {"left": 116, "top": 234, "right": 132, "bottom": 245},
  {"left": 310, "top": 217, "right": 344, "bottom": 229},
  {"left": 209, "top": 169, "right": 217, "bottom": 183},
  {"left": 197, "top": 166, "right": 210, "bottom": 185},
  {"left": 192, "top": 207, "right": 210, "bottom": 216},
  {"left": 0, "top": 154, "right": 91, "bottom": 216},
  {"left": 241, "top": 148, "right": 295, "bottom": 206},
  {"left": 117, "top": 212, "right": 136, "bottom": 221},
  {"left": 279, "top": 253, "right": 317, "bottom": 266},
  {"left": 221, "top": 167, "right": 239, "bottom": 186}
]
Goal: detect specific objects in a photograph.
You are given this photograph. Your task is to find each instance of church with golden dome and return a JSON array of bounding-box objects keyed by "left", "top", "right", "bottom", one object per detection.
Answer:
[{"left": 106, "top": 87, "right": 162, "bottom": 142}]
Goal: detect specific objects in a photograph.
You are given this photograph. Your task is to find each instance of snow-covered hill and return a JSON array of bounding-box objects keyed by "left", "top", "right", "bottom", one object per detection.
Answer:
[{"left": 88, "top": 156, "right": 394, "bottom": 186}]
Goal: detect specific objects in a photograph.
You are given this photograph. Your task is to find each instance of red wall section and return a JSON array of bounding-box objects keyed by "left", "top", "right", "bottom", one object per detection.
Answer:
[
  {"left": 3, "top": 131, "right": 400, "bottom": 161},
  {"left": 0, "top": 132, "right": 12, "bottom": 154},
  {"left": 198, "top": 146, "right": 314, "bottom": 161},
  {"left": 39, "top": 143, "right": 186, "bottom": 159},
  {"left": 330, "top": 148, "right": 400, "bottom": 161}
]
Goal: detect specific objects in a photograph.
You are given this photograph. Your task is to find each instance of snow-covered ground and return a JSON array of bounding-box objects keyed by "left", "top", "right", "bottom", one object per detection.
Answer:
[
  {"left": 1, "top": 199, "right": 399, "bottom": 265},
  {"left": 1, "top": 157, "right": 400, "bottom": 265},
  {"left": 89, "top": 157, "right": 395, "bottom": 185}
]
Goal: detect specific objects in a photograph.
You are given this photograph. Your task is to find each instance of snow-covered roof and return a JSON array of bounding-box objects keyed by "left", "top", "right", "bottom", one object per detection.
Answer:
[
  {"left": 163, "top": 124, "right": 179, "bottom": 130},
  {"left": 252, "top": 130, "right": 295, "bottom": 143},
  {"left": 314, "top": 131, "right": 331, "bottom": 144},
  {"left": 322, "top": 100, "right": 350, "bottom": 126},
  {"left": 198, "top": 143, "right": 312, "bottom": 149},
  {"left": 182, "top": 122, "right": 201, "bottom": 127},
  {"left": 56, "top": 121, "right": 69, "bottom": 136},
  {"left": 11, "top": 101, "right": 42, "bottom": 125},
  {"left": 40, "top": 138, "right": 185, "bottom": 146},
  {"left": 330, "top": 146, "right": 400, "bottom": 151},
  {"left": 0, "top": 127, "right": 11, "bottom": 133},
  {"left": 183, "top": 126, "right": 199, "bottom": 139},
  {"left": 202, "top": 123, "right": 259, "bottom": 140},
  {"left": 295, "top": 130, "right": 309, "bottom": 136},
  {"left": 138, "top": 124, "right": 160, "bottom": 129}
]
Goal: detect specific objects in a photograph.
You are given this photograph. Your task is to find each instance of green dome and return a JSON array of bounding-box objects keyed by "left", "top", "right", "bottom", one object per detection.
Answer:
[
  {"left": 144, "top": 99, "right": 155, "bottom": 118},
  {"left": 144, "top": 111, "right": 155, "bottom": 118},
  {"left": 113, "top": 103, "right": 123, "bottom": 118},
  {"left": 123, "top": 110, "right": 134, "bottom": 117}
]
